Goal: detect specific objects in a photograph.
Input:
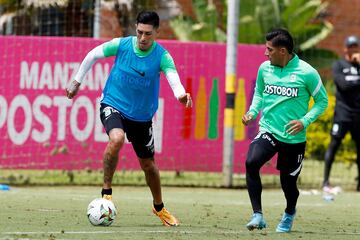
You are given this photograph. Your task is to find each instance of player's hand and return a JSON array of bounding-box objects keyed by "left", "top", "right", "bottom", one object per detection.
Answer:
[
  {"left": 351, "top": 53, "right": 360, "bottom": 64},
  {"left": 242, "top": 114, "right": 253, "bottom": 126},
  {"left": 66, "top": 80, "right": 81, "bottom": 99},
  {"left": 178, "top": 93, "right": 192, "bottom": 108},
  {"left": 285, "top": 120, "right": 304, "bottom": 135}
]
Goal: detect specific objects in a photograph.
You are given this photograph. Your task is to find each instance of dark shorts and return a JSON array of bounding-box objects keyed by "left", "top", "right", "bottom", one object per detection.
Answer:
[
  {"left": 100, "top": 104, "right": 154, "bottom": 159},
  {"left": 250, "top": 132, "right": 306, "bottom": 175},
  {"left": 331, "top": 121, "right": 360, "bottom": 141}
]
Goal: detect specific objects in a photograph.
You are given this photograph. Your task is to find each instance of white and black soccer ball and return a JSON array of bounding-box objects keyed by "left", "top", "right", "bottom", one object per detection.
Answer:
[{"left": 87, "top": 198, "right": 117, "bottom": 226}]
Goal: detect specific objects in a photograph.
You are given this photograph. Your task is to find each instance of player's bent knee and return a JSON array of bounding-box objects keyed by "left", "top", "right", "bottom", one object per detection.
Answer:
[
  {"left": 245, "top": 158, "right": 261, "bottom": 171},
  {"left": 109, "top": 130, "right": 125, "bottom": 148},
  {"left": 139, "top": 158, "right": 156, "bottom": 172}
]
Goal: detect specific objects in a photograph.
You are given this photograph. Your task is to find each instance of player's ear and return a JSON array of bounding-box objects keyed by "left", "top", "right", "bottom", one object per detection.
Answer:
[
  {"left": 154, "top": 27, "right": 160, "bottom": 35},
  {"left": 280, "top": 47, "right": 287, "bottom": 55}
]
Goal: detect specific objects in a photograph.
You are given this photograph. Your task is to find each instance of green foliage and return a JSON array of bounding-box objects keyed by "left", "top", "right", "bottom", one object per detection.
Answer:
[
  {"left": 238, "top": 0, "right": 337, "bottom": 69},
  {"left": 306, "top": 83, "right": 356, "bottom": 163},
  {"left": 0, "top": 0, "right": 18, "bottom": 5},
  {"left": 239, "top": 0, "right": 332, "bottom": 46},
  {"left": 170, "top": 0, "right": 226, "bottom": 42},
  {"left": 170, "top": 0, "right": 338, "bottom": 68}
]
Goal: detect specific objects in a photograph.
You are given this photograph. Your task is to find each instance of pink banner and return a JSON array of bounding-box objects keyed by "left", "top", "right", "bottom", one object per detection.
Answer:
[{"left": 0, "top": 36, "right": 276, "bottom": 173}]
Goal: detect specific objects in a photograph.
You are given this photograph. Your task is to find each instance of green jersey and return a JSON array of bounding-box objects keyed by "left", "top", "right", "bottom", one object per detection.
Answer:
[{"left": 248, "top": 54, "right": 328, "bottom": 143}]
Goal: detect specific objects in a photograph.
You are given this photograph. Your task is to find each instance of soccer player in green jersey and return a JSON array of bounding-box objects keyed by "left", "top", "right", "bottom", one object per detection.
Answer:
[{"left": 242, "top": 29, "right": 328, "bottom": 232}]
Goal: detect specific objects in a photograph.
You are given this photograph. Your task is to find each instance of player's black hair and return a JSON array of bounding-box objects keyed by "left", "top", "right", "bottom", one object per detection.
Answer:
[
  {"left": 136, "top": 11, "right": 160, "bottom": 29},
  {"left": 266, "top": 28, "right": 294, "bottom": 53}
]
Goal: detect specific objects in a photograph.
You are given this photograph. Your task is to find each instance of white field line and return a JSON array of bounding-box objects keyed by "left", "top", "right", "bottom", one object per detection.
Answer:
[{"left": 36, "top": 208, "right": 62, "bottom": 212}]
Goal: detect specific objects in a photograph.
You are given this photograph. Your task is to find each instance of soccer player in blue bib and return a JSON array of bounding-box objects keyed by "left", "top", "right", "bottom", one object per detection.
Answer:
[{"left": 66, "top": 11, "right": 192, "bottom": 226}]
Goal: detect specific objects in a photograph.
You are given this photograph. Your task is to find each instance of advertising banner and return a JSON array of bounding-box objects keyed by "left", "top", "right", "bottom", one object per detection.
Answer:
[{"left": 0, "top": 36, "right": 276, "bottom": 173}]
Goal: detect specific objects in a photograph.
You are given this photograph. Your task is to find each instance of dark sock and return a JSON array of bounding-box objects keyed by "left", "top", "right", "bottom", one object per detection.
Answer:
[
  {"left": 285, "top": 208, "right": 296, "bottom": 215},
  {"left": 323, "top": 180, "right": 330, "bottom": 187},
  {"left": 154, "top": 202, "right": 164, "bottom": 212},
  {"left": 101, "top": 188, "right": 112, "bottom": 197}
]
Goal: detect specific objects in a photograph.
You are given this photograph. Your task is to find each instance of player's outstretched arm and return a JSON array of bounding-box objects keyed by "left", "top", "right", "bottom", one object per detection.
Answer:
[
  {"left": 300, "top": 70, "right": 328, "bottom": 128},
  {"left": 242, "top": 64, "right": 265, "bottom": 125},
  {"left": 165, "top": 71, "right": 192, "bottom": 108},
  {"left": 160, "top": 51, "right": 192, "bottom": 108},
  {"left": 65, "top": 44, "right": 106, "bottom": 99}
]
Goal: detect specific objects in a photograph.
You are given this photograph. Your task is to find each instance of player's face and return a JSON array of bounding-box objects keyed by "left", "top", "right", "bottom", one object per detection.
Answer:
[
  {"left": 345, "top": 44, "right": 360, "bottom": 62},
  {"left": 136, "top": 23, "right": 158, "bottom": 51},
  {"left": 265, "top": 41, "right": 286, "bottom": 67}
]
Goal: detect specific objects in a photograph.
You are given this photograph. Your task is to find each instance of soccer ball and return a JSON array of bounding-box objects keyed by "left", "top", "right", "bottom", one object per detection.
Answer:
[{"left": 87, "top": 198, "right": 117, "bottom": 226}]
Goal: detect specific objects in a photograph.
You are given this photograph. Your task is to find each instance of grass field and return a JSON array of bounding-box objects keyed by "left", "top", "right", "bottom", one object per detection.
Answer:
[
  {"left": 0, "top": 159, "right": 358, "bottom": 190},
  {"left": 1, "top": 186, "right": 359, "bottom": 240}
]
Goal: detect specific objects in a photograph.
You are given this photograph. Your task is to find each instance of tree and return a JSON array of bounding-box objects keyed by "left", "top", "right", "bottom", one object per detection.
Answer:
[
  {"left": 169, "top": 0, "right": 226, "bottom": 42},
  {"left": 0, "top": 0, "right": 94, "bottom": 36},
  {"left": 238, "top": 0, "right": 337, "bottom": 68},
  {"left": 170, "top": 0, "right": 337, "bottom": 68}
]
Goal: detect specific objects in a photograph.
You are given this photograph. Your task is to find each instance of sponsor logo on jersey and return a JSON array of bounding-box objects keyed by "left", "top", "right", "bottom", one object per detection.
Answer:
[
  {"left": 290, "top": 74, "right": 297, "bottom": 82},
  {"left": 264, "top": 84, "right": 299, "bottom": 97},
  {"left": 118, "top": 74, "right": 151, "bottom": 88},
  {"left": 130, "top": 66, "right": 146, "bottom": 77}
]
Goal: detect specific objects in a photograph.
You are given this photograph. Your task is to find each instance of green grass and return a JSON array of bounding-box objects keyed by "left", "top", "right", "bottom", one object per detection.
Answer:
[{"left": 0, "top": 186, "right": 359, "bottom": 240}]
